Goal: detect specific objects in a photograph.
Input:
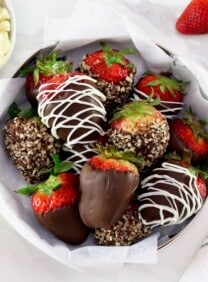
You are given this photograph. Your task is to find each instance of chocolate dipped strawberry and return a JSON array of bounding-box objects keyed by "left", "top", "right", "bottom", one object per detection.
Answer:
[
  {"left": 16, "top": 155, "right": 89, "bottom": 244},
  {"left": 79, "top": 146, "right": 141, "bottom": 229},
  {"left": 138, "top": 160, "right": 205, "bottom": 229},
  {"left": 3, "top": 104, "right": 61, "bottom": 183},
  {"left": 106, "top": 100, "right": 170, "bottom": 169},
  {"left": 134, "top": 73, "right": 187, "bottom": 119},
  {"left": 95, "top": 203, "right": 150, "bottom": 246},
  {"left": 37, "top": 73, "right": 106, "bottom": 149},
  {"left": 21, "top": 52, "right": 72, "bottom": 106},
  {"left": 78, "top": 42, "right": 136, "bottom": 114},
  {"left": 169, "top": 108, "right": 208, "bottom": 164}
]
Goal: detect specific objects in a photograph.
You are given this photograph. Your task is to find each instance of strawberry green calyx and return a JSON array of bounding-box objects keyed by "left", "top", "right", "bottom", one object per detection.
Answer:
[
  {"left": 96, "top": 145, "right": 143, "bottom": 167},
  {"left": 16, "top": 154, "right": 74, "bottom": 196},
  {"left": 101, "top": 42, "right": 136, "bottom": 68},
  {"left": 183, "top": 108, "right": 208, "bottom": 140},
  {"left": 8, "top": 103, "right": 37, "bottom": 119},
  {"left": 49, "top": 154, "right": 74, "bottom": 175},
  {"left": 20, "top": 51, "right": 73, "bottom": 84},
  {"left": 146, "top": 74, "right": 187, "bottom": 96},
  {"left": 16, "top": 175, "right": 61, "bottom": 196},
  {"left": 111, "top": 99, "right": 160, "bottom": 122}
]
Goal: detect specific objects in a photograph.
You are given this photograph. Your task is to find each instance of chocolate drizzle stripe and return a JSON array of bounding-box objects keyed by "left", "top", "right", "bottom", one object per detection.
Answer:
[
  {"left": 138, "top": 162, "right": 202, "bottom": 228},
  {"left": 37, "top": 75, "right": 107, "bottom": 148},
  {"left": 132, "top": 89, "right": 183, "bottom": 119}
]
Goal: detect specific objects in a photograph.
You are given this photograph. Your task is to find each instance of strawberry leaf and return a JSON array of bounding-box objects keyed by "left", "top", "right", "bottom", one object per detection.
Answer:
[
  {"left": 101, "top": 42, "right": 136, "bottom": 68},
  {"left": 8, "top": 103, "right": 21, "bottom": 118},
  {"left": 146, "top": 74, "right": 188, "bottom": 97},
  {"left": 95, "top": 145, "right": 143, "bottom": 166},
  {"left": 20, "top": 51, "right": 73, "bottom": 84},
  {"left": 16, "top": 184, "right": 39, "bottom": 196},
  {"left": 33, "top": 67, "right": 40, "bottom": 85},
  {"left": 18, "top": 107, "right": 37, "bottom": 119},
  {"left": 50, "top": 153, "right": 74, "bottom": 175},
  {"left": 8, "top": 103, "right": 37, "bottom": 119}
]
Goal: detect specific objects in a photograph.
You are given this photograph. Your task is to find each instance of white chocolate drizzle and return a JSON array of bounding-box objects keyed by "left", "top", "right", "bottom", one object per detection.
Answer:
[
  {"left": 138, "top": 162, "right": 202, "bottom": 229},
  {"left": 132, "top": 89, "right": 183, "bottom": 119},
  {"left": 37, "top": 75, "right": 106, "bottom": 149},
  {"left": 63, "top": 143, "right": 96, "bottom": 174}
]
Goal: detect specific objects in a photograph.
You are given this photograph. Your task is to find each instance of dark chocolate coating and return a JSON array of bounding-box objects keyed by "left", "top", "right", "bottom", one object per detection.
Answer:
[
  {"left": 168, "top": 129, "right": 206, "bottom": 164},
  {"left": 138, "top": 162, "right": 202, "bottom": 228},
  {"left": 26, "top": 87, "right": 39, "bottom": 106},
  {"left": 43, "top": 82, "right": 104, "bottom": 143},
  {"left": 79, "top": 163, "right": 139, "bottom": 229},
  {"left": 35, "top": 203, "right": 90, "bottom": 245}
]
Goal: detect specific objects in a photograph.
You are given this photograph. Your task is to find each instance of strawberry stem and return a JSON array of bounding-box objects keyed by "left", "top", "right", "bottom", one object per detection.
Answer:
[
  {"left": 95, "top": 145, "right": 143, "bottom": 166},
  {"left": 20, "top": 51, "right": 73, "bottom": 85},
  {"left": 16, "top": 175, "right": 61, "bottom": 196},
  {"left": 111, "top": 100, "right": 160, "bottom": 121},
  {"left": 101, "top": 42, "right": 136, "bottom": 68},
  {"left": 49, "top": 153, "right": 74, "bottom": 175}
]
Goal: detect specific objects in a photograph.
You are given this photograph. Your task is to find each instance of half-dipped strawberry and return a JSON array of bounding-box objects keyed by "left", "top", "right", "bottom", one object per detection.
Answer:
[
  {"left": 169, "top": 109, "right": 208, "bottom": 164},
  {"left": 106, "top": 100, "right": 170, "bottom": 169},
  {"left": 79, "top": 146, "right": 141, "bottom": 229},
  {"left": 134, "top": 73, "right": 187, "bottom": 119},
  {"left": 21, "top": 52, "right": 72, "bottom": 106},
  {"left": 16, "top": 155, "right": 89, "bottom": 244},
  {"left": 78, "top": 42, "right": 136, "bottom": 114}
]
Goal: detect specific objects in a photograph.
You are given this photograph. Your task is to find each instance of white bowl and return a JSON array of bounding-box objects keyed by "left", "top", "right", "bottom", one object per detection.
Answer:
[
  {"left": 0, "top": 0, "right": 16, "bottom": 69},
  {"left": 1, "top": 39, "right": 208, "bottom": 271}
]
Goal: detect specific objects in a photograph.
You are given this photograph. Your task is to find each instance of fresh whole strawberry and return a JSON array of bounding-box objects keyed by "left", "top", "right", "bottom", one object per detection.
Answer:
[
  {"left": 106, "top": 100, "right": 170, "bottom": 169},
  {"left": 176, "top": 0, "right": 208, "bottom": 34},
  {"left": 135, "top": 73, "right": 186, "bottom": 103},
  {"left": 78, "top": 42, "right": 137, "bottom": 113},
  {"left": 79, "top": 146, "right": 141, "bottom": 229},
  {"left": 16, "top": 154, "right": 89, "bottom": 244},
  {"left": 169, "top": 108, "right": 208, "bottom": 164},
  {"left": 21, "top": 52, "right": 72, "bottom": 106}
]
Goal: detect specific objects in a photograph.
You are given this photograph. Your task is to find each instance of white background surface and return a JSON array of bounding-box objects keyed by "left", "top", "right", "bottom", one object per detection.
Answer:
[{"left": 1, "top": 0, "right": 208, "bottom": 281}]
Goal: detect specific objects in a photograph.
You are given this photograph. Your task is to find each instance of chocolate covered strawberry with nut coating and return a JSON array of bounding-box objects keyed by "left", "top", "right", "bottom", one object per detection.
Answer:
[
  {"left": 79, "top": 146, "right": 141, "bottom": 229},
  {"left": 78, "top": 42, "right": 136, "bottom": 114},
  {"left": 106, "top": 100, "right": 170, "bottom": 169},
  {"left": 3, "top": 104, "right": 61, "bottom": 183}
]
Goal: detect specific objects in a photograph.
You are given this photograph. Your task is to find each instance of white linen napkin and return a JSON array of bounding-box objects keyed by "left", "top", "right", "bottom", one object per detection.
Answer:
[{"left": 179, "top": 236, "right": 208, "bottom": 282}]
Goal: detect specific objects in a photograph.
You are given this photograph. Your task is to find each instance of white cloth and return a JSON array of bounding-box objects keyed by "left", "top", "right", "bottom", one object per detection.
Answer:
[{"left": 180, "top": 236, "right": 208, "bottom": 282}]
